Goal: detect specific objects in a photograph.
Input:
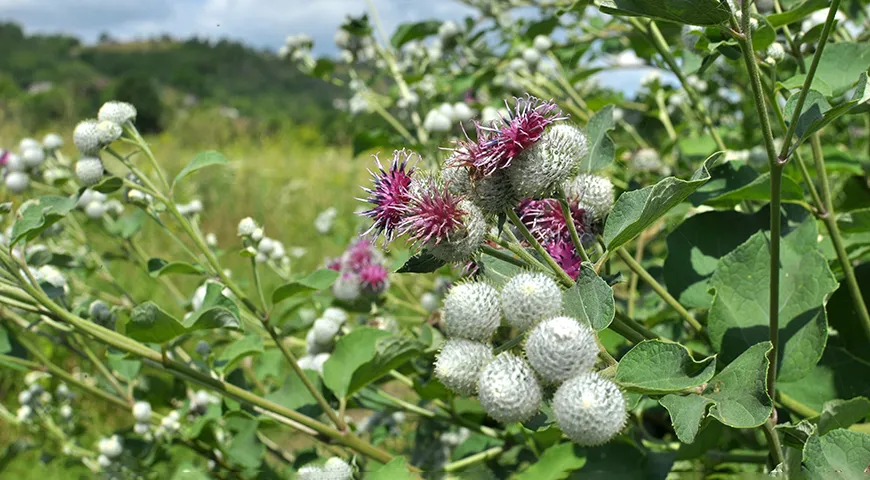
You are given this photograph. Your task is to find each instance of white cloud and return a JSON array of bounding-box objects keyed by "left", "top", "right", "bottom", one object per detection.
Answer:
[{"left": 0, "top": 0, "right": 476, "bottom": 53}]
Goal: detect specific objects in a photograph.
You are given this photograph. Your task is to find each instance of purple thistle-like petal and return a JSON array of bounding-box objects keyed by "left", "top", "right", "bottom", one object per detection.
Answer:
[
  {"left": 360, "top": 149, "right": 418, "bottom": 241},
  {"left": 343, "top": 238, "right": 377, "bottom": 272},
  {"left": 399, "top": 179, "right": 466, "bottom": 247},
  {"left": 546, "top": 239, "right": 583, "bottom": 280},
  {"left": 517, "top": 198, "right": 589, "bottom": 245},
  {"left": 0, "top": 150, "right": 8, "bottom": 166},
  {"left": 359, "top": 263, "right": 389, "bottom": 295},
  {"left": 325, "top": 257, "right": 342, "bottom": 272}
]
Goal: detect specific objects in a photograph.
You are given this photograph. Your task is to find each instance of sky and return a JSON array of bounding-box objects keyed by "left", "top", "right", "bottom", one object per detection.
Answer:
[{"left": 0, "top": 0, "right": 476, "bottom": 54}]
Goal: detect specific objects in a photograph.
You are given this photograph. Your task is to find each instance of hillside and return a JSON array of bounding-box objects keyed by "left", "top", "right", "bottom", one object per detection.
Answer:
[{"left": 0, "top": 22, "right": 343, "bottom": 136}]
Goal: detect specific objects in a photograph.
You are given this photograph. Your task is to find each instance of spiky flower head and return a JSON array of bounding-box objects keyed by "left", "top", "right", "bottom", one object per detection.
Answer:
[
  {"left": 508, "top": 123, "right": 588, "bottom": 198},
  {"left": 323, "top": 458, "right": 353, "bottom": 479},
  {"left": 5, "top": 172, "right": 29, "bottom": 193},
  {"left": 470, "top": 170, "right": 518, "bottom": 215},
  {"left": 477, "top": 352, "right": 542, "bottom": 423},
  {"left": 517, "top": 198, "right": 591, "bottom": 246},
  {"left": 73, "top": 120, "right": 101, "bottom": 155},
  {"left": 340, "top": 238, "right": 384, "bottom": 272},
  {"left": 766, "top": 42, "right": 786, "bottom": 63},
  {"left": 533, "top": 34, "right": 552, "bottom": 51},
  {"left": 545, "top": 239, "right": 583, "bottom": 280},
  {"left": 96, "top": 120, "right": 123, "bottom": 145},
  {"left": 400, "top": 179, "right": 484, "bottom": 261},
  {"left": 441, "top": 164, "right": 471, "bottom": 197},
  {"left": 20, "top": 138, "right": 41, "bottom": 151},
  {"left": 361, "top": 150, "right": 418, "bottom": 241},
  {"left": 98, "top": 101, "right": 137, "bottom": 125},
  {"left": 98, "top": 435, "right": 123, "bottom": 458},
  {"left": 552, "top": 373, "right": 626, "bottom": 446},
  {"left": 631, "top": 148, "right": 663, "bottom": 173},
  {"left": 237, "top": 217, "right": 257, "bottom": 237},
  {"left": 297, "top": 465, "right": 324, "bottom": 480},
  {"left": 43, "top": 133, "right": 63, "bottom": 150},
  {"left": 75, "top": 157, "right": 104, "bottom": 187},
  {"left": 4, "top": 152, "right": 24, "bottom": 172},
  {"left": 359, "top": 263, "right": 389, "bottom": 296},
  {"left": 500, "top": 272, "right": 562, "bottom": 331},
  {"left": 525, "top": 316, "right": 598, "bottom": 383},
  {"left": 323, "top": 307, "right": 348, "bottom": 325},
  {"left": 426, "top": 200, "right": 486, "bottom": 262},
  {"left": 442, "top": 281, "right": 501, "bottom": 341},
  {"left": 435, "top": 338, "right": 494, "bottom": 396},
  {"left": 22, "top": 148, "right": 45, "bottom": 168},
  {"left": 132, "top": 401, "right": 152, "bottom": 423},
  {"left": 332, "top": 272, "right": 361, "bottom": 301},
  {"left": 562, "top": 173, "right": 615, "bottom": 222}
]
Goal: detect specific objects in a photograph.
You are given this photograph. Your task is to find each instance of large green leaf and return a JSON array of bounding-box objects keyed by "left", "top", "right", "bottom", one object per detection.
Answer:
[
  {"left": 767, "top": 0, "right": 828, "bottom": 27},
  {"left": 659, "top": 342, "right": 773, "bottom": 443},
  {"left": 826, "top": 263, "right": 870, "bottom": 362},
  {"left": 271, "top": 269, "right": 340, "bottom": 305},
  {"left": 663, "top": 206, "right": 807, "bottom": 309},
  {"left": 803, "top": 430, "right": 870, "bottom": 479},
  {"left": 784, "top": 74, "right": 870, "bottom": 146},
  {"left": 183, "top": 283, "right": 242, "bottom": 333},
  {"left": 347, "top": 335, "right": 424, "bottom": 396},
  {"left": 481, "top": 253, "right": 524, "bottom": 288},
  {"left": 396, "top": 250, "right": 446, "bottom": 273},
  {"left": 702, "top": 172, "right": 807, "bottom": 205},
  {"left": 107, "top": 353, "right": 141, "bottom": 381},
  {"left": 603, "top": 153, "right": 718, "bottom": 251},
  {"left": 173, "top": 150, "right": 227, "bottom": 189},
  {"left": 779, "top": 344, "right": 870, "bottom": 412},
  {"left": 265, "top": 370, "right": 322, "bottom": 411},
  {"left": 837, "top": 208, "right": 870, "bottom": 235},
  {"left": 10, "top": 196, "right": 77, "bottom": 245},
  {"left": 322, "top": 328, "right": 391, "bottom": 398},
  {"left": 578, "top": 105, "right": 616, "bottom": 173},
  {"left": 561, "top": 264, "right": 615, "bottom": 331},
  {"left": 215, "top": 335, "right": 264, "bottom": 374},
  {"left": 708, "top": 219, "right": 836, "bottom": 382},
  {"left": 147, "top": 258, "right": 205, "bottom": 278},
  {"left": 225, "top": 416, "right": 264, "bottom": 470},
  {"left": 782, "top": 43, "right": 870, "bottom": 96},
  {"left": 367, "top": 457, "right": 415, "bottom": 480},
  {"left": 598, "top": 0, "right": 730, "bottom": 25},
  {"left": 127, "top": 302, "right": 187, "bottom": 343},
  {"left": 616, "top": 340, "right": 716, "bottom": 394},
  {"left": 514, "top": 442, "right": 586, "bottom": 480},
  {"left": 818, "top": 397, "right": 870, "bottom": 435}
]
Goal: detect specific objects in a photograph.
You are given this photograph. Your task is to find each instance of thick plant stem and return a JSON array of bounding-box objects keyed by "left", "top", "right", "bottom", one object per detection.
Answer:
[
  {"left": 555, "top": 186, "right": 592, "bottom": 264},
  {"left": 444, "top": 446, "right": 504, "bottom": 473},
  {"left": 73, "top": 333, "right": 133, "bottom": 405},
  {"left": 489, "top": 231, "right": 549, "bottom": 273},
  {"left": 610, "top": 313, "right": 649, "bottom": 343},
  {"left": 506, "top": 209, "right": 575, "bottom": 287},
  {"left": 761, "top": 419, "right": 786, "bottom": 467},
  {"left": 736, "top": 2, "right": 782, "bottom": 403},
  {"left": 480, "top": 244, "right": 529, "bottom": 269},
  {"left": 0, "top": 251, "right": 391, "bottom": 464},
  {"left": 616, "top": 248, "right": 702, "bottom": 333},
  {"left": 778, "top": 0, "right": 842, "bottom": 160},
  {"left": 809, "top": 135, "right": 870, "bottom": 340}
]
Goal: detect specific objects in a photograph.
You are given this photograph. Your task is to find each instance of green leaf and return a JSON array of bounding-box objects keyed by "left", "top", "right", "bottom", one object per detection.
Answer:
[
  {"left": 826, "top": 264, "right": 870, "bottom": 362},
  {"left": 396, "top": 250, "right": 446, "bottom": 273},
  {"left": 215, "top": 335, "right": 264, "bottom": 374},
  {"left": 779, "top": 344, "right": 870, "bottom": 412},
  {"left": 322, "top": 328, "right": 391, "bottom": 398},
  {"left": 708, "top": 219, "right": 837, "bottom": 382},
  {"left": 787, "top": 74, "right": 870, "bottom": 145},
  {"left": 367, "top": 457, "right": 415, "bottom": 480},
  {"left": 107, "top": 353, "right": 141, "bottom": 381},
  {"left": 803, "top": 430, "right": 870, "bottom": 479},
  {"left": 561, "top": 264, "right": 615, "bottom": 331},
  {"left": 603, "top": 152, "right": 718, "bottom": 250},
  {"left": 92, "top": 176, "right": 123, "bottom": 193},
  {"left": 271, "top": 269, "right": 340, "bottom": 305},
  {"left": 703, "top": 172, "right": 807, "bottom": 205},
  {"left": 390, "top": 20, "right": 441, "bottom": 48},
  {"left": 173, "top": 150, "right": 227, "bottom": 189},
  {"left": 784, "top": 89, "right": 832, "bottom": 139},
  {"left": 767, "top": 0, "right": 828, "bottom": 27},
  {"left": 598, "top": 0, "right": 730, "bottom": 25},
  {"left": 147, "top": 258, "right": 205, "bottom": 277},
  {"left": 347, "top": 335, "right": 424, "bottom": 396},
  {"left": 0, "top": 326, "right": 10, "bottom": 354},
  {"left": 783, "top": 42, "right": 870, "bottom": 96},
  {"left": 579, "top": 105, "right": 616, "bottom": 173},
  {"left": 751, "top": 15, "right": 776, "bottom": 52},
  {"left": 265, "top": 370, "right": 322, "bottom": 411},
  {"left": 225, "top": 416, "right": 264, "bottom": 470},
  {"left": 514, "top": 442, "right": 586, "bottom": 480},
  {"left": 659, "top": 342, "right": 773, "bottom": 442},
  {"left": 184, "top": 403, "right": 221, "bottom": 440},
  {"left": 127, "top": 302, "right": 187, "bottom": 343},
  {"left": 110, "top": 209, "right": 147, "bottom": 239},
  {"left": 837, "top": 208, "right": 870, "bottom": 235},
  {"left": 663, "top": 206, "right": 807, "bottom": 309},
  {"left": 616, "top": 340, "right": 716, "bottom": 394},
  {"left": 10, "top": 196, "right": 77, "bottom": 245},
  {"left": 481, "top": 253, "right": 524, "bottom": 288},
  {"left": 184, "top": 283, "right": 241, "bottom": 333},
  {"left": 524, "top": 17, "right": 560, "bottom": 39},
  {"left": 818, "top": 398, "right": 870, "bottom": 435}
]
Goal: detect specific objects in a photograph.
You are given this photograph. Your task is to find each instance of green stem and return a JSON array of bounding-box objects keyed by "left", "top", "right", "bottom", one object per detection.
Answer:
[
  {"left": 735, "top": 5, "right": 782, "bottom": 403},
  {"left": 488, "top": 232, "right": 549, "bottom": 273},
  {"left": 480, "top": 244, "right": 528, "bottom": 269},
  {"left": 761, "top": 418, "right": 786, "bottom": 467},
  {"left": 777, "top": 0, "right": 842, "bottom": 160},
  {"left": 250, "top": 258, "right": 269, "bottom": 313},
  {"left": 627, "top": 234, "right": 648, "bottom": 319},
  {"left": 777, "top": 391, "right": 819, "bottom": 418},
  {"left": 73, "top": 333, "right": 133, "bottom": 405},
  {"left": 809, "top": 135, "right": 870, "bottom": 340},
  {"left": 506, "top": 209, "right": 574, "bottom": 287},
  {"left": 609, "top": 314, "right": 649, "bottom": 343},
  {"left": 555, "top": 185, "right": 592, "bottom": 264},
  {"left": 443, "top": 446, "right": 504, "bottom": 473},
  {"left": 616, "top": 248, "right": 702, "bottom": 333}
]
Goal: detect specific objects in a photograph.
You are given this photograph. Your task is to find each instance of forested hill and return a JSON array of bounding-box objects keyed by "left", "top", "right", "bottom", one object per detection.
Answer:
[{"left": 0, "top": 22, "right": 341, "bottom": 134}]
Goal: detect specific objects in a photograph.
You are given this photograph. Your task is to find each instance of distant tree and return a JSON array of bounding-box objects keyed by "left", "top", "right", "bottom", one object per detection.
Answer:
[{"left": 105, "top": 75, "right": 164, "bottom": 133}]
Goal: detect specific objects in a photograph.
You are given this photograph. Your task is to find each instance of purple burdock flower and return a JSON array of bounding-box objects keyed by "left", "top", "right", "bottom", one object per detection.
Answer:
[
  {"left": 517, "top": 199, "right": 590, "bottom": 245},
  {"left": 359, "top": 263, "right": 389, "bottom": 295},
  {"left": 361, "top": 150, "right": 418, "bottom": 241},
  {"left": 325, "top": 257, "right": 342, "bottom": 272},
  {"left": 400, "top": 179, "right": 466, "bottom": 247},
  {"left": 0, "top": 150, "right": 8, "bottom": 166},
  {"left": 343, "top": 238, "right": 377, "bottom": 272},
  {"left": 546, "top": 239, "right": 583, "bottom": 280}
]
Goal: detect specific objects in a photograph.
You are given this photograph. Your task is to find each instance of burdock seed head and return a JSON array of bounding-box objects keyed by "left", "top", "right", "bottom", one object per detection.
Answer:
[
  {"left": 434, "top": 338, "right": 494, "bottom": 396},
  {"left": 552, "top": 373, "right": 627, "bottom": 446},
  {"left": 477, "top": 352, "right": 542, "bottom": 424}
]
